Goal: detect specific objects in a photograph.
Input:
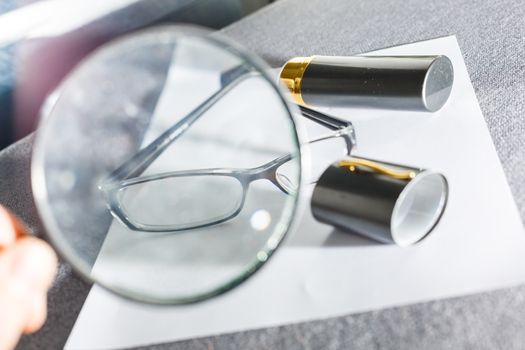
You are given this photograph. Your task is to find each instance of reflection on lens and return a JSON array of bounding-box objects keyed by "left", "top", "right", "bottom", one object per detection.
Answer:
[
  {"left": 118, "top": 175, "right": 244, "bottom": 230},
  {"left": 250, "top": 209, "right": 272, "bottom": 231}
]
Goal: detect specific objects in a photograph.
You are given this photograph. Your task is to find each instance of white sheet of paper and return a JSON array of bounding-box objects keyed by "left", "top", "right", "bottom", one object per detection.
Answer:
[{"left": 65, "top": 35, "right": 525, "bottom": 350}]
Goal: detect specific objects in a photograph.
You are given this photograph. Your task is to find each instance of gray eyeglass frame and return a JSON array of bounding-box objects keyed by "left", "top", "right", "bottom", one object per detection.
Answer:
[
  {"left": 99, "top": 67, "right": 356, "bottom": 233},
  {"left": 101, "top": 154, "right": 291, "bottom": 232}
]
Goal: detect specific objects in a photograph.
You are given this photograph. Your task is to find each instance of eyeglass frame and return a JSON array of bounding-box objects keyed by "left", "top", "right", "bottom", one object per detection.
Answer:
[{"left": 99, "top": 66, "right": 356, "bottom": 233}]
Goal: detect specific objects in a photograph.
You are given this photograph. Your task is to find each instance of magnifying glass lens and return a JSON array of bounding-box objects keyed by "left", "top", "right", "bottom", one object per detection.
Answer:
[{"left": 33, "top": 26, "right": 301, "bottom": 304}]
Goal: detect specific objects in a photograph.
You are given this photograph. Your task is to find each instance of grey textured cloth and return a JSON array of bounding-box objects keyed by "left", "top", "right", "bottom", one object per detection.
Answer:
[{"left": 4, "top": 0, "right": 525, "bottom": 348}]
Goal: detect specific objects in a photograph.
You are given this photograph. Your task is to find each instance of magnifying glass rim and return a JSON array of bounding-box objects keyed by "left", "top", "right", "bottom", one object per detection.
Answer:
[{"left": 31, "top": 24, "right": 308, "bottom": 304}]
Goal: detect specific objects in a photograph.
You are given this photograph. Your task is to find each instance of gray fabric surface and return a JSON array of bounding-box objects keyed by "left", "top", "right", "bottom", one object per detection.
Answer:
[{"left": 3, "top": 0, "right": 525, "bottom": 348}]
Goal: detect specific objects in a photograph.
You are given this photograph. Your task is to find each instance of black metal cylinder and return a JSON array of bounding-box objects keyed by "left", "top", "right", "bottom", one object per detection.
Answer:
[
  {"left": 280, "top": 55, "right": 454, "bottom": 112},
  {"left": 311, "top": 157, "right": 448, "bottom": 246}
]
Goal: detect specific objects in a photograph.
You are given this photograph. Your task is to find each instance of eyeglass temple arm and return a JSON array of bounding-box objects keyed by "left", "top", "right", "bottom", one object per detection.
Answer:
[
  {"left": 297, "top": 105, "right": 356, "bottom": 152},
  {"left": 297, "top": 105, "right": 351, "bottom": 130},
  {"left": 256, "top": 153, "right": 293, "bottom": 172},
  {"left": 105, "top": 65, "right": 254, "bottom": 183}
]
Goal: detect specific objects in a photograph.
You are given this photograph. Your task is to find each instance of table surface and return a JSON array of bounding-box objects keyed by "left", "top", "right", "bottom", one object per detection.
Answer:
[{"left": 4, "top": 0, "right": 525, "bottom": 348}]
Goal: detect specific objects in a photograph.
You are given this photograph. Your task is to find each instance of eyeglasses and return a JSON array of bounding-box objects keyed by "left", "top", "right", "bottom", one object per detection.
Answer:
[{"left": 99, "top": 67, "right": 355, "bottom": 233}]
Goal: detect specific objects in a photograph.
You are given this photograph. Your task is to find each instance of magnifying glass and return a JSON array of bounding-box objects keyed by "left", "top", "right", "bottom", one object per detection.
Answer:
[{"left": 32, "top": 26, "right": 354, "bottom": 304}]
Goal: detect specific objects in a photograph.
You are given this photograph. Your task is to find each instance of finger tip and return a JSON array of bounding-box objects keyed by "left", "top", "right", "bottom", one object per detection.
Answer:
[
  {"left": 0, "top": 206, "right": 17, "bottom": 247},
  {"left": 23, "top": 294, "right": 48, "bottom": 334},
  {"left": 14, "top": 238, "right": 58, "bottom": 289}
]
